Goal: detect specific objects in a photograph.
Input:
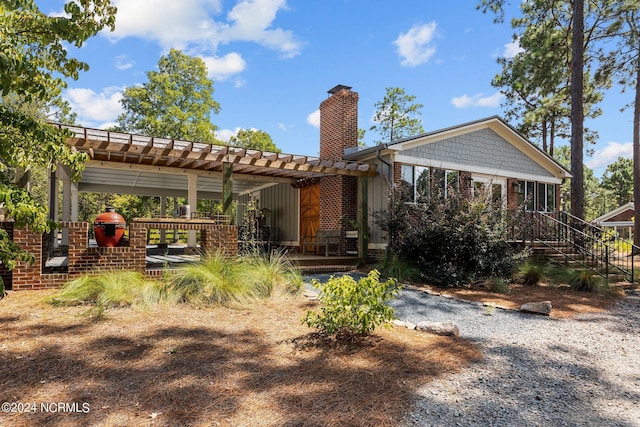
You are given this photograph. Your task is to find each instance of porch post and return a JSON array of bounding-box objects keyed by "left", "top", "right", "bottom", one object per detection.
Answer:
[
  {"left": 223, "top": 162, "right": 233, "bottom": 218},
  {"left": 358, "top": 176, "right": 368, "bottom": 258},
  {"left": 187, "top": 173, "right": 197, "bottom": 247},
  {"left": 48, "top": 167, "right": 59, "bottom": 250},
  {"left": 159, "top": 196, "right": 167, "bottom": 244},
  {"left": 60, "top": 165, "right": 72, "bottom": 245}
]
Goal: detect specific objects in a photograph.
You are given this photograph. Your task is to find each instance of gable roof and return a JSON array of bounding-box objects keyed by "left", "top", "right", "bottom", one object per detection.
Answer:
[
  {"left": 344, "top": 116, "right": 571, "bottom": 181},
  {"left": 593, "top": 202, "right": 635, "bottom": 225}
]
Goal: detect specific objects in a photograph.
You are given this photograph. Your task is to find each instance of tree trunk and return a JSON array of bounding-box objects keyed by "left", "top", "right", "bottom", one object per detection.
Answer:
[
  {"left": 632, "top": 43, "right": 640, "bottom": 252},
  {"left": 570, "top": 0, "right": 585, "bottom": 220},
  {"left": 542, "top": 120, "right": 548, "bottom": 153}
]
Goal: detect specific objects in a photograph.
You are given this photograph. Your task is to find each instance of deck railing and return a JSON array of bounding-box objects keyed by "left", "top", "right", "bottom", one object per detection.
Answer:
[{"left": 507, "top": 209, "right": 637, "bottom": 283}]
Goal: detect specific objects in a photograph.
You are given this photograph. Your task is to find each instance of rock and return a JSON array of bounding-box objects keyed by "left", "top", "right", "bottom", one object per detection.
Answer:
[
  {"left": 520, "top": 301, "right": 552, "bottom": 315},
  {"left": 302, "top": 290, "right": 318, "bottom": 300},
  {"left": 393, "top": 319, "right": 417, "bottom": 330},
  {"left": 415, "top": 321, "right": 460, "bottom": 337}
]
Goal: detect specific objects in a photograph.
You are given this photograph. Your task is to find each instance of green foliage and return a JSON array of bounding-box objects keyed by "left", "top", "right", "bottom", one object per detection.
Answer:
[
  {"left": 45, "top": 271, "right": 163, "bottom": 317},
  {"left": 568, "top": 269, "right": 604, "bottom": 293},
  {"left": 518, "top": 260, "right": 545, "bottom": 286},
  {"left": 116, "top": 49, "right": 220, "bottom": 143},
  {"left": 229, "top": 129, "right": 280, "bottom": 152},
  {"left": 376, "top": 254, "right": 419, "bottom": 283},
  {"left": 0, "top": 0, "right": 113, "bottom": 268},
  {"left": 168, "top": 251, "right": 301, "bottom": 307},
  {"left": 377, "top": 187, "right": 524, "bottom": 287},
  {"left": 370, "top": 87, "right": 424, "bottom": 144},
  {"left": 167, "top": 253, "right": 248, "bottom": 307},
  {"left": 485, "top": 277, "right": 511, "bottom": 295},
  {"left": 303, "top": 270, "right": 400, "bottom": 339},
  {"left": 0, "top": 276, "right": 5, "bottom": 300},
  {"left": 601, "top": 157, "right": 633, "bottom": 206},
  {"left": 238, "top": 250, "right": 303, "bottom": 297}
]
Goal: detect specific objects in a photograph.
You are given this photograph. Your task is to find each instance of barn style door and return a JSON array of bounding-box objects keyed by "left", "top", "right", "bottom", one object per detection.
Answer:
[{"left": 299, "top": 183, "right": 320, "bottom": 253}]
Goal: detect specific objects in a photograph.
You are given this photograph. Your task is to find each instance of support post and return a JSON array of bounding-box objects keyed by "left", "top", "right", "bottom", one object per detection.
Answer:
[
  {"left": 223, "top": 162, "right": 233, "bottom": 218},
  {"left": 358, "top": 176, "right": 368, "bottom": 259},
  {"left": 160, "top": 196, "right": 167, "bottom": 245},
  {"left": 187, "top": 173, "right": 197, "bottom": 247}
]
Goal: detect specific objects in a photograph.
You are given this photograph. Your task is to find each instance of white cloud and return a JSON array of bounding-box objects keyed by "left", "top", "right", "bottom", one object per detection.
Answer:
[
  {"left": 201, "top": 53, "right": 247, "bottom": 80},
  {"left": 586, "top": 141, "right": 633, "bottom": 170},
  {"left": 503, "top": 39, "right": 524, "bottom": 59},
  {"left": 215, "top": 127, "right": 241, "bottom": 142},
  {"left": 115, "top": 54, "right": 134, "bottom": 70},
  {"left": 306, "top": 109, "right": 320, "bottom": 128},
  {"left": 105, "top": 0, "right": 301, "bottom": 58},
  {"left": 278, "top": 123, "right": 288, "bottom": 131},
  {"left": 451, "top": 92, "right": 503, "bottom": 108},
  {"left": 393, "top": 22, "right": 437, "bottom": 67},
  {"left": 64, "top": 87, "right": 124, "bottom": 124}
]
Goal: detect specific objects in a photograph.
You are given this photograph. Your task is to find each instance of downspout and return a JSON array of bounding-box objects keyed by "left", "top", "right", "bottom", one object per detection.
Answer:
[{"left": 375, "top": 147, "right": 393, "bottom": 184}]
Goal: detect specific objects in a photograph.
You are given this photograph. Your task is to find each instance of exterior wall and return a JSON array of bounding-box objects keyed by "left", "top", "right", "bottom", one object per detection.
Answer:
[
  {"left": 400, "top": 128, "right": 556, "bottom": 179},
  {"left": 367, "top": 158, "right": 391, "bottom": 248},
  {"left": 319, "top": 87, "right": 359, "bottom": 254},
  {"left": 605, "top": 209, "right": 635, "bottom": 223},
  {"left": 258, "top": 184, "right": 300, "bottom": 245},
  {"left": 0, "top": 221, "right": 13, "bottom": 289},
  {"left": 8, "top": 221, "right": 238, "bottom": 291}
]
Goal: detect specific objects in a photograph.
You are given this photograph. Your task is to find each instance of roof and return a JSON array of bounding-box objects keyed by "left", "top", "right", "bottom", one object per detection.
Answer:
[
  {"left": 593, "top": 202, "right": 635, "bottom": 225},
  {"left": 56, "top": 124, "right": 376, "bottom": 197},
  {"left": 344, "top": 116, "right": 571, "bottom": 181}
]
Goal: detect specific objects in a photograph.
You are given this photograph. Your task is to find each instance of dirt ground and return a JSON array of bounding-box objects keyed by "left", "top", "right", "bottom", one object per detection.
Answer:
[
  {"left": 0, "top": 290, "right": 481, "bottom": 427},
  {"left": 414, "top": 281, "right": 627, "bottom": 318}
]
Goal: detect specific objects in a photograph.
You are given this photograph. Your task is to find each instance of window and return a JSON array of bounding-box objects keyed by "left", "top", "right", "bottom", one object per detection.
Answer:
[
  {"left": 537, "top": 183, "right": 556, "bottom": 212},
  {"left": 517, "top": 180, "right": 555, "bottom": 212},
  {"left": 517, "top": 181, "right": 535, "bottom": 211},
  {"left": 401, "top": 165, "right": 430, "bottom": 203}
]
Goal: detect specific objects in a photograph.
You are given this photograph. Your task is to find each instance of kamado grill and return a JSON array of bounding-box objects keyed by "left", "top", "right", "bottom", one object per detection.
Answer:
[{"left": 94, "top": 207, "right": 126, "bottom": 247}]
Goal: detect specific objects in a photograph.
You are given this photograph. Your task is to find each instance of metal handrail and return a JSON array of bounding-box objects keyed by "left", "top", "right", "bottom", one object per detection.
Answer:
[{"left": 535, "top": 211, "right": 634, "bottom": 283}]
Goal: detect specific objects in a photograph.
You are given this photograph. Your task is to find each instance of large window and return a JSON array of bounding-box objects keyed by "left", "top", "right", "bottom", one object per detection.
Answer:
[
  {"left": 401, "top": 165, "right": 430, "bottom": 203},
  {"left": 517, "top": 180, "right": 555, "bottom": 212}
]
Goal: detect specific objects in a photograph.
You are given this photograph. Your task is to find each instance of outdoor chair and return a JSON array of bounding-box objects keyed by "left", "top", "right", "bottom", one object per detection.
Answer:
[{"left": 302, "top": 229, "right": 342, "bottom": 256}]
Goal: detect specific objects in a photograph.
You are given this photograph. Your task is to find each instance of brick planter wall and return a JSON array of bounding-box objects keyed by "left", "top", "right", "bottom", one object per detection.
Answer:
[{"left": 7, "top": 220, "right": 238, "bottom": 291}]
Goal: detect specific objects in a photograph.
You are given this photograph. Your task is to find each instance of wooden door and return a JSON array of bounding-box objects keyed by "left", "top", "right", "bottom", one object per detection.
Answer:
[{"left": 300, "top": 184, "right": 320, "bottom": 253}]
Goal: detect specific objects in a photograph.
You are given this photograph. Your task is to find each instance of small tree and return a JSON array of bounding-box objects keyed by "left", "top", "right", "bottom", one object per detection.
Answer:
[
  {"left": 370, "top": 87, "right": 424, "bottom": 144},
  {"left": 229, "top": 129, "right": 280, "bottom": 152},
  {"left": 303, "top": 270, "right": 399, "bottom": 340}
]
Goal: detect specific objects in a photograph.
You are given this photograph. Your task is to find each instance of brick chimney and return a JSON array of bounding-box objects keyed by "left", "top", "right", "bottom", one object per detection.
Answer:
[
  {"left": 320, "top": 85, "right": 359, "bottom": 160},
  {"left": 318, "top": 85, "right": 359, "bottom": 241}
]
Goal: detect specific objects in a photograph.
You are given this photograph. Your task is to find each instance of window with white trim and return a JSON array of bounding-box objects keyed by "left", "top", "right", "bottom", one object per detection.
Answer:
[
  {"left": 516, "top": 180, "right": 555, "bottom": 212},
  {"left": 400, "top": 165, "right": 430, "bottom": 203}
]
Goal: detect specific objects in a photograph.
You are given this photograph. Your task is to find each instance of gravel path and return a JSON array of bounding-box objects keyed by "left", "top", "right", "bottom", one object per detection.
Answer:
[
  {"left": 393, "top": 288, "right": 640, "bottom": 427},
  {"left": 305, "top": 274, "right": 640, "bottom": 426}
]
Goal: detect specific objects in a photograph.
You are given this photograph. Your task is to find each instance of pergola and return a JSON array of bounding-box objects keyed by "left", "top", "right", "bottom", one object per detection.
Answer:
[{"left": 51, "top": 124, "right": 377, "bottom": 246}]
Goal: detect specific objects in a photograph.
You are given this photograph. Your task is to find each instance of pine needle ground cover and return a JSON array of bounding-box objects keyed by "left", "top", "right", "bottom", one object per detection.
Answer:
[{"left": 0, "top": 290, "right": 480, "bottom": 426}]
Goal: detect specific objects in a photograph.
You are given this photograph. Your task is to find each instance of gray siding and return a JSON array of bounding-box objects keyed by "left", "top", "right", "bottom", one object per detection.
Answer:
[
  {"left": 402, "top": 128, "right": 554, "bottom": 178},
  {"left": 365, "top": 158, "right": 390, "bottom": 247},
  {"left": 259, "top": 184, "right": 299, "bottom": 244}
]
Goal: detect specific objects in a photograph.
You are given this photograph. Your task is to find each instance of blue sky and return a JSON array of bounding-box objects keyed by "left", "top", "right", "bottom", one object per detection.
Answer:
[{"left": 40, "top": 0, "right": 636, "bottom": 177}]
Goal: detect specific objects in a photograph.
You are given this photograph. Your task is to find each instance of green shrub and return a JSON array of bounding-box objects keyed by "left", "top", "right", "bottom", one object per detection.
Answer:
[
  {"left": 0, "top": 277, "right": 5, "bottom": 300},
  {"left": 375, "top": 186, "right": 524, "bottom": 287},
  {"left": 303, "top": 270, "right": 400, "bottom": 340},
  {"left": 239, "top": 250, "right": 303, "bottom": 297},
  {"left": 544, "top": 263, "right": 576, "bottom": 284},
  {"left": 167, "top": 252, "right": 251, "bottom": 306},
  {"left": 376, "top": 254, "right": 419, "bottom": 282},
  {"left": 486, "top": 276, "right": 511, "bottom": 294},
  {"left": 519, "top": 260, "right": 545, "bottom": 286},
  {"left": 45, "top": 271, "right": 163, "bottom": 315},
  {"left": 569, "top": 269, "right": 604, "bottom": 293}
]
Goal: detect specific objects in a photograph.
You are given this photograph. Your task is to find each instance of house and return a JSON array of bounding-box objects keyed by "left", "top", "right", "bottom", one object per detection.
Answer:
[
  {"left": 593, "top": 202, "right": 635, "bottom": 239},
  {"left": 231, "top": 84, "right": 573, "bottom": 255},
  {"left": 1, "top": 84, "right": 572, "bottom": 290}
]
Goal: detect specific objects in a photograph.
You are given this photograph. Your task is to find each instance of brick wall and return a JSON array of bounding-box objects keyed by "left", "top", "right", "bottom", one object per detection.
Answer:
[
  {"left": 8, "top": 221, "right": 238, "bottom": 291},
  {"left": 319, "top": 87, "right": 359, "bottom": 254},
  {"left": 0, "top": 221, "right": 13, "bottom": 290}
]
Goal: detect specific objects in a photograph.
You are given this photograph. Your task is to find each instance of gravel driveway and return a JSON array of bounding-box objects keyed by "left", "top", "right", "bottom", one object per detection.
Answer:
[
  {"left": 393, "top": 288, "right": 640, "bottom": 427},
  {"left": 305, "top": 274, "right": 640, "bottom": 426}
]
